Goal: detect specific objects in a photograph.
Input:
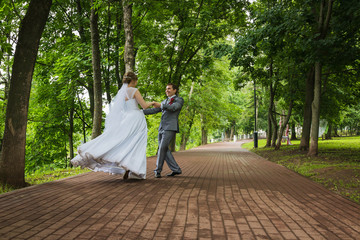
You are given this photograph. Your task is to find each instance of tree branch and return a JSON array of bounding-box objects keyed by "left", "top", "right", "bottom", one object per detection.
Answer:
[
  {"left": 56, "top": 1, "right": 78, "bottom": 30},
  {"left": 133, "top": 9, "right": 148, "bottom": 31},
  {"left": 321, "top": 0, "right": 333, "bottom": 38},
  {"left": 10, "top": 0, "right": 22, "bottom": 21}
]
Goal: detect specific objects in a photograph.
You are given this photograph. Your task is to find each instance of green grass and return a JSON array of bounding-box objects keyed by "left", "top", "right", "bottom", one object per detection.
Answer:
[
  {"left": 0, "top": 167, "right": 90, "bottom": 195},
  {"left": 25, "top": 167, "right": 90, "bottom": 185},
  {"left": 243, "top": 136, "right": 360, "bottom": 204},
  {"left": 0, "top": 184, "right": 17, "bottom": 194}
]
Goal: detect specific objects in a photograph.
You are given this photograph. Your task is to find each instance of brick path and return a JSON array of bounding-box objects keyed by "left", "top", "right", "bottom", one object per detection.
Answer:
[{"left": 0, "top": 141, "right": 360, "bottom": 240}]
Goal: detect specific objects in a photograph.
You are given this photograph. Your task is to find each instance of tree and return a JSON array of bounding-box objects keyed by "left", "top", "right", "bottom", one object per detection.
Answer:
[
  {"left": 0, "top": 0, "right": 52, "bottom": 187},
  {"left": 308, "top": 0, "right": 334, "bottom": 156},
  {"left": 135, "top": 0, "right": 246, "bottom": 151},
  {"left": 122, "top": 0, "right": 135, "bottom": 72},
  {"left": 231, "top": 0, "right": 302, "bottom": 149},
  {"left": 299, "top": 68, "right": 314, "bottom": 150},
  {"left": 90, "top": 0, "right": 103, "bottom": 139},
  {"left": 22, "top": 0, "right": 128, "bottom": 170},
  {"left": 232, "top": 0, "right": 360, "bottom": 153}
]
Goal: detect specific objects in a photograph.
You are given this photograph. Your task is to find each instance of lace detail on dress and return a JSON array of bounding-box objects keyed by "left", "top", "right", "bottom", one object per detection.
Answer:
[{"left": 126, "top": 87, "right": 138, "bottom": 100}]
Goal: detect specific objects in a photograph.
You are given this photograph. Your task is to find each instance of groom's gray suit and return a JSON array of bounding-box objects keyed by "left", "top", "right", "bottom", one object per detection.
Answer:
[{"left": 143, "top": 95, "right": 184, "bottom": 175}]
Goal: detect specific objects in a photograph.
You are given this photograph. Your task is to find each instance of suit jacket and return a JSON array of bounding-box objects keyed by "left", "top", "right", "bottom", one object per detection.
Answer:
[{"left": 143, "top": 96, "right": 184, "bottom": 133}]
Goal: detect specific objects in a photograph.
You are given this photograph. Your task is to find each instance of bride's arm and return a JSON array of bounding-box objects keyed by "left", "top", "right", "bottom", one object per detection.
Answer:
[{"left": 134, "top": 90, "right": 153, "bottom": 109}]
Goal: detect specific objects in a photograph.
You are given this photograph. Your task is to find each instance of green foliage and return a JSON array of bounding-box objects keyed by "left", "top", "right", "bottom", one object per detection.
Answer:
[
  {"left": 27, "top": 38, "right": 93, "bottom": 171},
  {"left": 145, "top": 113, "right": 161, "bottom": 157},
  {"left": 0, "top": 0, "right": 26, "bottom": 60},
  {"left": 341, "top": 104, "right": 360, "bottom": 135},
  {"left": 176, "top": 53, "right": 247, "bottom": 148},
  {"left": 0, "top": 1, "right": 29, "bottom": 142},
  {"left": 231, "top": 0, "right": 360, "bottom": 147},
  {"left": 135, "top": 0, "right": 246, "bottom": 87}
]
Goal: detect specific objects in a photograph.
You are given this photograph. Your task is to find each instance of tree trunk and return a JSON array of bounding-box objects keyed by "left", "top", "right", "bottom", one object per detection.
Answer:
[
  {"left": 275, "top": 101, "right": 293, "bottom": 150},
  {"left": 166, "top": 135, "right": 175, "bottom": 152},
  {"left": 77, "top": 94, "right": 88, "bottom": 143},
  {"left": 90, "top": 0, "right": 103, "bottom": 139},
  {"left": 68, "top": 99, "right": 75, "bottom": 162},
  {"left": 104, "top": 74, "right": 111, "bottom": 104},
  {"left": 104, "top": 2, "right": 112, "bottom": 104},
  {"left": 325, "top": 122, "right": 332, "bottom": 139},
  {"left": 122, "top": 0, "right": 135, "bottom": 72},
  {"left": 180, "top": 119, "right": 193, "bottom": 150},
  {"left": 268, "top": 61, "right": 278, "bottom": 148},
  {"left": 308, "top": 0, "right": 333, "bottom": 156},
  {"left": 76, "top": 0, "right": 85, "bottom": 41},
  {"left": 0, "top": 0, "right": 52, "bottom": 187},
  {"left": 179, "top": 136, "right": 186, "bottom": 150},
  {"left": 224, "top": 131, "right": 230, "bottom": 141},
  {"left": 200, "top": 114, "right": 208, "bottom": 145},
  {"left": 308, "top": 62, "right": 322, "bottom": 156},
  {"left": 230, "top": 125, "right": 234, "bottom": 141},
  {"left": 271, "top": 119, "right": 278, "bottom": 148},
  {"left": 266, "top": 61, "right": 273, "bottom": 147},
  {"left": 179, "top": 112, "right": 195, "bottom": 150},
  {"left": 333, "top": 126, "right": 339, "bottom": 137},
  {"left": 115, "top": 9, "right": 123, "bottom": 90},
  {"left": 291, "top": 123, "right": 297, "bottom": 140},
  {"left": 201, "top": 127, "right": 208, "bottom": 145},
  {"left": 266, "top": 82, "right": 275, "bottom": 147},
  {"left": 180, "top": 82, "right": 195, "bottom": 150},
  {"left": 76, "top": 0, "right": 95, "bottom": 118},
  {"left": 4, "top": 35, "right": 11, "bottom": 101},
  {"left": 299, "top": 68, "right": 315, "bottom": 150},
  {"left": 180, "top": 134, "right": 189, "bottom": 151},
  {"left": 270, "top": 100, "right": 278, "bottom": 148},
  {"left": 266, "top": 115, "right": 272, "bottom": 147}
]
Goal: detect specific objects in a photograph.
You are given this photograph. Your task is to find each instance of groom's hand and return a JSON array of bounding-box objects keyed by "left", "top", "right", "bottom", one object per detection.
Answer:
[{"left": 153, "top": 102, "right": 161, "bottom": 108}]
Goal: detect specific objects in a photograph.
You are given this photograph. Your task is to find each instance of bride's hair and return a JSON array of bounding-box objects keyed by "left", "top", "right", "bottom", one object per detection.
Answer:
[{"left": 123, "top": 72, "right": 138, "bottom": 84}]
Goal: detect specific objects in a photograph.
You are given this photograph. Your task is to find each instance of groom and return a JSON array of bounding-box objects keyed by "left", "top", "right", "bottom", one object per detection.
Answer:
[{"left": 143, "top": 83, "right": 183, "bottom": 178}]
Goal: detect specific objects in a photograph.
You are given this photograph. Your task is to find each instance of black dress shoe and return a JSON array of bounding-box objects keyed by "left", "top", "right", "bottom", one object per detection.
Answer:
[
  {"left": 123, "top": 170, "right": 130, "bottom": 180},
  {"left": 167, "top": 171, "right": 182, "bottom": 177},
  {"left": 155, "top": 172, "right": 161, "bottom": 178}
]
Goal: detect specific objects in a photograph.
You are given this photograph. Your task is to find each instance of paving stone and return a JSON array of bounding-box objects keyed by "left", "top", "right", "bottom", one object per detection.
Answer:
[{"left": 0, "top": 141, "right": 359, "bottom": 239}]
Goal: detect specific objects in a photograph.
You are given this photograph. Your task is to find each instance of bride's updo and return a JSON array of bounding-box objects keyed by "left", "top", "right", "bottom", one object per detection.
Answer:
[{"left": 123, "top": 72, "right": 138, "bottom": 84}]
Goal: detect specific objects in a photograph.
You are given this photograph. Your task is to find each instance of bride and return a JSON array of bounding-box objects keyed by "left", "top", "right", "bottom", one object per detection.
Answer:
[{"left": 71, "top": 72, "right": 153, "bottom": 179}]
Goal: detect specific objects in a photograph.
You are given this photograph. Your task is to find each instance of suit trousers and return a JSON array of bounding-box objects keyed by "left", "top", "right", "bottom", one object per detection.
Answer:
[{"left": 155, "top": 129, "right": 181, "bottom": 173}]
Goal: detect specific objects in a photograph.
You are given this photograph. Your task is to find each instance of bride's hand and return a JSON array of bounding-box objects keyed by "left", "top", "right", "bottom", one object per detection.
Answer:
[{"left": 153, "top": 102, "right": 161, "bottom": 108}]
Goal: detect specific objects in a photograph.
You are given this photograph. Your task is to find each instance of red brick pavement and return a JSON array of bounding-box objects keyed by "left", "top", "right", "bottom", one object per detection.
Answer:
[{"left": 0, "top": 141, "right": 360, "bottom": 240}]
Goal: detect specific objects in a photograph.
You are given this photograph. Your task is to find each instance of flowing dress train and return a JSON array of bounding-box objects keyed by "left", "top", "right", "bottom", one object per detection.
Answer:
[{"left": 71, "top": 86, "right": 147, "bottom": 179}]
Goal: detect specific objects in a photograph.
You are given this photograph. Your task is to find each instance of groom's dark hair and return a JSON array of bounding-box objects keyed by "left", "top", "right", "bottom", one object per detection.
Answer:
[{"left": 167, "top": 83, "right": 178, "bottom": 94}]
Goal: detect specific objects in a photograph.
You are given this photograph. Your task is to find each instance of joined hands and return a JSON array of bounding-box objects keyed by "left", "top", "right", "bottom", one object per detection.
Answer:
[{"left": 151, "top": 102, "right": 161, "bottom": 108}]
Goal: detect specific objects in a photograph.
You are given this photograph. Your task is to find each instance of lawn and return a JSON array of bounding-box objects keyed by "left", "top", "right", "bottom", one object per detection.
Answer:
[
  {"left": 242, "top": 136, "right": 360, "bottom": 203},
  {"left": 0, "top": 167, "right": 90, "bottom": 194}
]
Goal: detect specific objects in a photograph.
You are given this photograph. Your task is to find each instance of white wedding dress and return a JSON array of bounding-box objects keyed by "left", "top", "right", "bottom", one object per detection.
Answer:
[{"left": 71, "top": 85, "right": 147, "bottom": 179}]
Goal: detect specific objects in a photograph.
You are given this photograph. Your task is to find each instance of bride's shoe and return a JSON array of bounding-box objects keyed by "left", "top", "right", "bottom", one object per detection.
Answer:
[{"left": 123, "top": 170, "right": 130, "bottom": 180}]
